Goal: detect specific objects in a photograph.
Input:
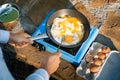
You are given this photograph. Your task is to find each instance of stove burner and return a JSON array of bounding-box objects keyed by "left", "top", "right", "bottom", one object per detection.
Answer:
[
  {"left": 32, "top": 42, "right": 46, "bottom": 51},
  {"left": 44, "top": 38, "right": 80, "bottom": 56}
]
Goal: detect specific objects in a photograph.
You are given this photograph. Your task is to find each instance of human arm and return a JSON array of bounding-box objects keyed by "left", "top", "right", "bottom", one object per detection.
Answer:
[
  {"left": 0, "top": 29, "right": 33, "bottom": 48},
  {"left": 9, "top": 32, "right": 33, "bottom": 48},
  {"left": 25, "top": 69, "right": 49, "bottom": 80},
  {"left": 0, "top": 30, "right": 10, "bottom": 43},
  {"left": 26, "top": 52, "right": 61, "bottom": 80}
]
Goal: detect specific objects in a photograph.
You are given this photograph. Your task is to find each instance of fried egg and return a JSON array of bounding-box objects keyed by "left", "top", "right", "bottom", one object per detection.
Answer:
[{"left": 51, "top": 16, "right": 84, "bottom": 45}]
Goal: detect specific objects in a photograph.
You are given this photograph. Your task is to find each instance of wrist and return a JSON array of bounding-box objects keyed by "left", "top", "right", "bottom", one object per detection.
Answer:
[
  {"left": 40, "top": 67, "right": 51, "bottom": 75},
  {"left": 0, "top": 30, "right": 10, "bottom": 43},
  {"left": 37, "top": 68, "right": 50, "bottom": 77},
  {"left": 9, "top": 32, "right": 14, "bottom": 43}
]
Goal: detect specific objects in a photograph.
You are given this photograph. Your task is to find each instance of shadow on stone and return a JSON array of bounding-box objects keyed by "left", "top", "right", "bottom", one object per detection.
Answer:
[{"left": 95, "top": 34, "right": 117, "bottom": 50}]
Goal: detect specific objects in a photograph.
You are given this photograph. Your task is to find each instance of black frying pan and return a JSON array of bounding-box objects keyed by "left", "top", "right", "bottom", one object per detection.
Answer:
[
  {"left": 47, "top": 9, "right": 90, "bottom": 48},
  {"left": 30, "top": 9, "right": 90, "bottom": 48}
]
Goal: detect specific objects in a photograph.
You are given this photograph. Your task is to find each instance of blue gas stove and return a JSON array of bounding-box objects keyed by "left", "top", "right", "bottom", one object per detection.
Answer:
[{"left": 32, "top": 10, "right": 99, "bottom": 65}]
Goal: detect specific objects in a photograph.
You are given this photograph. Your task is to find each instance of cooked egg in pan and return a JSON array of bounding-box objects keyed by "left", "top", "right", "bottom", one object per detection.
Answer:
[{"left": 51, "top": 16, "right": 84, "bottom": 45}]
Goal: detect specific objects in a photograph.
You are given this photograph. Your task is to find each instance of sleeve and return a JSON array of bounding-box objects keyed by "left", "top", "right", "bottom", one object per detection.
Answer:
[
  {"left": 0, "top": 30, "right": 10, "bottom": 43},
  {"left": 25, "top": 68, "right": 50, "bottom": 80}
]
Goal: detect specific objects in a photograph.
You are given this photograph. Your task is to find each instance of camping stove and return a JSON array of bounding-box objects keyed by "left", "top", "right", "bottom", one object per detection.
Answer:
[{"left": 32, "top": 10, "right": 99, "bottom": 65}]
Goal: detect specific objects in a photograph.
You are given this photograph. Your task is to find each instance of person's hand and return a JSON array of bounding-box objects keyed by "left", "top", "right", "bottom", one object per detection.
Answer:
[
  {"left": 41, "top": 52, "right": 61, "bottom": 75},
  {"left": 9, "top": 32, "right": 33, "bottom": 48}
]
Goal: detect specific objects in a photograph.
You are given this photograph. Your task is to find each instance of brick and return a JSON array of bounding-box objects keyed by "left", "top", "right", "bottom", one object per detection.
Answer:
[{"left": 75, "top": 2, "right": 98, "bottom": 26}]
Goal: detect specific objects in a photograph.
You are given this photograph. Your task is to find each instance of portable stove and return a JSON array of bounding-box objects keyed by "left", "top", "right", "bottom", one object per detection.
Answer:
[{"left": 32, "top": 10, "right": 99, "bottom": 65}]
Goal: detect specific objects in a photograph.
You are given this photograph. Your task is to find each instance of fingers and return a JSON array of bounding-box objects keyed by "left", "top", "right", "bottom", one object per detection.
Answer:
[
  {"left": 9, "top": 42, "right": 29, "bottom": 48},
  {"left": 23, "top": 33, "right": 31, "bottom": 38},
  {"left": 23, "top": 38, "right": 33, "bottom": 44},
  {"left": 40, "top": 52, "right": 62, "bottom": 75},
  {"left": 9, "top": 43, "right": 16, "bottom": 47},
  {"left": 15, "top": 43, "right": 28, "bottom": 48},
  {"left": 53, "top": 52, "right": 62, "bottom": 57},
  {"left": 53, "top": 52, "right": 62, "bottom": 63},
  {"left": 22, "top": 33, "right": 34, "bottom": 44},
  {"left": 52, "top": 52, "right": 62, "bottom": 62},
  {"left": 56, "top": 52, "right": 62, "bottom": 57},
  {"left": 29, "top": 40, "right": 34, "bottom": 44}
]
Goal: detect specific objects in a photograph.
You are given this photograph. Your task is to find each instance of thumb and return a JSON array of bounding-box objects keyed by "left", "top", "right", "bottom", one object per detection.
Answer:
[
  {"left": 55, "top": 52, "right": 62, "bottom": 57},
  {"left": 23, "top": 38, "right": 33, "bottom": 44}
]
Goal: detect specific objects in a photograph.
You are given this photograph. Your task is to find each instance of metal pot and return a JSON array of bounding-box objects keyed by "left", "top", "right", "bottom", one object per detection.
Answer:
[
  {"left": 0, "top": 3, "right": 22, "bottom": 32},
  {"left": 30, "top": 9, "right": 90, "bottom": 48},
  {"left": 0, "top": 3, "right": 19, "bottom": 23}
]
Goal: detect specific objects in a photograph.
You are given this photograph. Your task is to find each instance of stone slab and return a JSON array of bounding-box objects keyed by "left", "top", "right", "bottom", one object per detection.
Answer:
[
  {"left": 99, "top": 10, "right": 120, "bottom": 51},
  {"left": 15, "top": 44, "right": 84, "bottom": 80}
]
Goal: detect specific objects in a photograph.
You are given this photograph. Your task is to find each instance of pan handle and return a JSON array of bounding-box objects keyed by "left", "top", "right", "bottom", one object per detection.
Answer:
[{"left": 29, "top": 33, "right": 48, "bottom": 41}]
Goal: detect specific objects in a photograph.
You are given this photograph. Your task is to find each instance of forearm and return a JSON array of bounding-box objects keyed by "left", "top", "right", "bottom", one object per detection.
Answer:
[
  {"left": 25, "top": 69, "right": 49, "bottom": 80},
  {"left": 0, "top": 30, "right": 10, "bottom": 43}
]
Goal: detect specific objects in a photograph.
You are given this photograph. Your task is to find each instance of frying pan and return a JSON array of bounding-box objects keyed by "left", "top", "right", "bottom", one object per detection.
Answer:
[{"left": 30, "top": 9, "right": 90, "bottom": 48}]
